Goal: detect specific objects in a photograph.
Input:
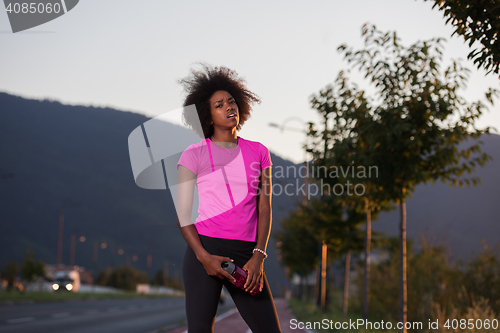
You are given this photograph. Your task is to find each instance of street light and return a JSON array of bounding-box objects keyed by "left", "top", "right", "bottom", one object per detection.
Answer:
[
  {"left": 268, "top": 116, "right": 306, "bottom": 133},
  {"left": 70, "top": 234, "right": 86, "bottom": 267},
  {"left": 56, "top": 199, "right": 80, "bottom": 269},
  {"left": 268, "top": 117, "right": 310, "bottom": 203}
]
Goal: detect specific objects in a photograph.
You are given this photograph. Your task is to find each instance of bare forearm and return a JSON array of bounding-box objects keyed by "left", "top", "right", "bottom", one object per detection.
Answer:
[
  {"left": 242, "top": 206, "right": 271, "bottom": 292},
  {"left": 177, "top": 217, "right": 210, "bottom": 261},
  {"left": 255, "top": 207, "right": 272, "bottom": 253},
  {"left": 255, "top": 166, "right": 272, "bottom": 258}
]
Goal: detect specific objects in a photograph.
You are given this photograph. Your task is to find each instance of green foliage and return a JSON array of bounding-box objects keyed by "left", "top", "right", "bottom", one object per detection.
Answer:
[
  {"left": 337, "top": 22, "right": 498, "bottom": 323},
  {"left": 431, "top": 297, "right": 500, "bottom": 333},
  {"left": 353, "top": 236, "right": 434, "bottom": 322},
  {"left": 289, "top": 292, "right": 395, "bottom": 333},
  {"left": 150, "top": 269, "right": 184, "bottom": 290},
  {"left": 20, "top": 249, "right": 45, "bottom": 283},
  {"left": 151, "top": 269, "right": 164, "bottom": 286},
  {"left": 307, "top": 71, "right": 393, "bottom": 211},
  {"left": 425, "top": 0, "right": 500, "bottom": 76},
  {"left": 458, "top": 243, "right": 500, "bottom": 313},
  {"left": 351, "top": 236, "right": 500, "bottom": 324},
  {"left": 275, "top": 201, "right": 321, "bottom": 277},
  {"left": 275, "top": 194, "right": 386, "bottom": 275},
  {"left": 302, "top": 69, "right": 393, "bottom": 262},
  {"left": 1, "top": 261, "right": 19, "bottom": 289},
  {"left": 96, "top": 265, "right": 149, "bottom": 291},
  {"left": 338, "top": 23, "right": 497, "bottom": 201}
]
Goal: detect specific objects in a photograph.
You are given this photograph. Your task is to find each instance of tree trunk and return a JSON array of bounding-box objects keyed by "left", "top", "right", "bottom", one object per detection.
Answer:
[
  {"left": 57, "top": 206, "right": 65, "bottom": 268},
  {"left": 321, "top": 240, "right": 327, "bottom": 312},
  {"left": 363, "top": 199, "right": 371, "bottom": 320},
  {"left": 343, "top": 249, "right": 351, "bottom": 317},
  {"left": 302, "top": 275, "right": 309, "bottom": 302},
  {"left": 329, "top": 264, "right": 334, "bottom": 310},
  {"left": 314, "top": 263, "right": 320, "bottom": 306},
  {"left": 299, "top": 275, "right": 306, "bottom": 301},
  {"left": 399, "top": 187, "right": 407, "bottom": 333}
]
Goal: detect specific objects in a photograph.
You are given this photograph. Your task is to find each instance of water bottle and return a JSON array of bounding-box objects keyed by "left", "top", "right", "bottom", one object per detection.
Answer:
[{"left": 221, "top": 262, "right": 261, "bottom": 296}]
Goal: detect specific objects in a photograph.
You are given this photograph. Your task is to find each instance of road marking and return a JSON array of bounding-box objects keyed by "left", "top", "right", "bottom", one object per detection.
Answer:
[
  {"left": 52, "top": 312, "right": 70, "bottom": 318},
  {"left": 7, "top": 317, "right": 35, "bottom": 324}
]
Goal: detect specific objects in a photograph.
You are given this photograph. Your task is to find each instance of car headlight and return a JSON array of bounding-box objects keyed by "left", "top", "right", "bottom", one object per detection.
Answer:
[
  {"left": 52, "top": 284, "right": 59, "bottom": 290},
  {"left": 66, "top": 284, "right": 73, "bottom": 291}
]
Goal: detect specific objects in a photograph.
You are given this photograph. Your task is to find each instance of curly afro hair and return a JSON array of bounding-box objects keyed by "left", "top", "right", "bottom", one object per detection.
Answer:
[{"left": 178, "top": 63, "right": 261, "bottom": 139}]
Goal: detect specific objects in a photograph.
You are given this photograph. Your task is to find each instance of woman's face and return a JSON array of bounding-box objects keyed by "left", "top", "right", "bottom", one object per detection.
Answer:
[{"left": 209, "top": 90, "right": 239, "bottom": 130}]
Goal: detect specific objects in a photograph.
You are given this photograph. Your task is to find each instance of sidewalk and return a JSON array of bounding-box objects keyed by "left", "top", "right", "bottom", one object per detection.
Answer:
[{"left": 167, "top": 298, "right": 309, "bottom": 333}]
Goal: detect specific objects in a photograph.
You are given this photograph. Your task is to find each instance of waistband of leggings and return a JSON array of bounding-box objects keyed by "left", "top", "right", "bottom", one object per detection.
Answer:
[{"left": 199, "top": 234, "right": 257, "bottom": 251}]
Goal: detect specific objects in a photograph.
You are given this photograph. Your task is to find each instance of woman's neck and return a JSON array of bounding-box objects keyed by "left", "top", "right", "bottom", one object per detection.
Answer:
[{"left": 211, "top": 131, "right": 238, "bottom": 143}]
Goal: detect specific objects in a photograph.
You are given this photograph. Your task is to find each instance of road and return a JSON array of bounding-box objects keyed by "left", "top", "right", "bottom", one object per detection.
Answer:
[{"left": 0, "top": 297, "right": 190, "bottom": 333}]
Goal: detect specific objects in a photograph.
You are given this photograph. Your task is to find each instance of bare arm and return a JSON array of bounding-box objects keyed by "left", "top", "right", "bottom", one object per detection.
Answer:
[
  {"left": 176, "top": 165, "right": 234, "bottom": 281},
  {"left": 243, "top": 166, "right": 272, "bottom": 292}
]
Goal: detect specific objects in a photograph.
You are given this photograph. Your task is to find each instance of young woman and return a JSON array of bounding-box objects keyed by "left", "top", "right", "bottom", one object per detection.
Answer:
[{"left": 176, "top": 64, "right": 282, "bottom": 333}]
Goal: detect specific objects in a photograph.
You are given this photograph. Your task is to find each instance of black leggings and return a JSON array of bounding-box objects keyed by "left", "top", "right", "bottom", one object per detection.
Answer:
[{"left": 182, "top": 235, "right": 282, "bottom": 333}]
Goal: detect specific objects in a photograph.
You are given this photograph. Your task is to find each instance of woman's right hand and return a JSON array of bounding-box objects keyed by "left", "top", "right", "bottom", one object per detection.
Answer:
[{"left": 198, "top": 253, "right": 236, "bottom": 282}]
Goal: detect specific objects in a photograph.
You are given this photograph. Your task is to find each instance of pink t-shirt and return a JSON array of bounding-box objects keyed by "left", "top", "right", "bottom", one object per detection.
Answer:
[{"left": 176, "top": 136, "right": 272, "bottom": 242}]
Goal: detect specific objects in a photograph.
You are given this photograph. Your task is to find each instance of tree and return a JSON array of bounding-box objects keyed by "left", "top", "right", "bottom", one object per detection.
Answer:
[
  {"left": 1, "top": 261, "right": 19, "bottom": 290},
  {"left": 96, "top": 266, "right": 149, "bottom": 291},
  {"left": 425, "top": 0, "right": 500, "bottom": 76},
  {"left": 334, "top": 205, "right": 367, "bottom": 317},
  {"left": 338, "top": 23, "right": 497, "bottom": 332},
  {"left": 275, "top": 201, "right": 320, "bottom": 301},
  {"left": 302, "top": 195, "right": 358, "bottom": 311},
  {"left": 151, "top": 269, "right": 165, "bottom": 286},
  {"left": 460, "top": 241, "right": 500, "bottom": 312},
  {"left": 149, "top": 269, "right": 184, "bottom": 290},
  {"left": 307, "top": 71, "right": 393, "bottom": 318},
  {"left": 20, "top": 249, "right": 45, "bottom": 284},
  {"left": 276, "top": 192, "right": 367, "bottom": 307}
]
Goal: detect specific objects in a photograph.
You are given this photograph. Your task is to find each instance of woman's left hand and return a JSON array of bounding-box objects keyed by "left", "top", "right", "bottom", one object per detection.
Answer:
[{"left": 242, "top": 253, "right": 265, "bottom": 293}]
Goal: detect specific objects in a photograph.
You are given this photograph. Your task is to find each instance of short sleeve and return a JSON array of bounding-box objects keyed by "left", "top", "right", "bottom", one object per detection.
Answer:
[
  {"left": 259, "top": 143, "right": 273, "bottom": 171},
  {"left": 177, "top": 145, "right": 199, "bottom": 175}
]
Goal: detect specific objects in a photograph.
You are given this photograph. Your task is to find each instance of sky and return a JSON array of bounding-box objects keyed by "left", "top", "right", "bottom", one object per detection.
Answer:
[{"left": 1, "top": 0, "right": 499, "bottom": 164}]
